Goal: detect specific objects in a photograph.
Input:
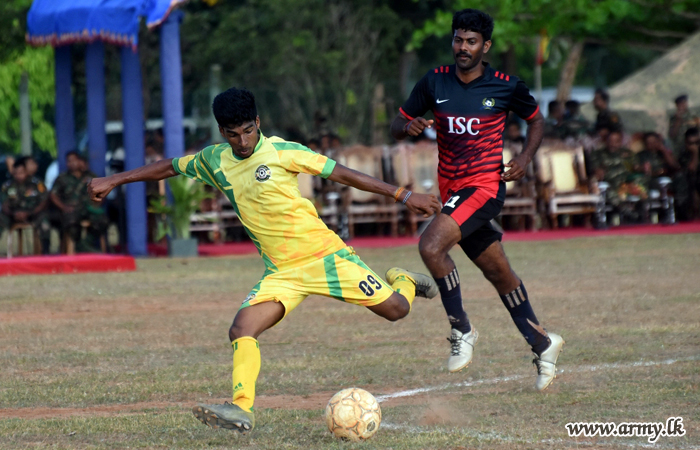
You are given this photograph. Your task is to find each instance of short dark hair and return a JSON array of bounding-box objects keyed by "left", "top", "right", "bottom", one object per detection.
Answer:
[
  {"left": 685, "top": 127, "right": 699, "bottom": 140},
  {"left": 14, "top": 156, "right": 30, "bottom": 167},
  {"left": 675, "top": 94, "right": 688, "bottom": 105},
  {"left": 565, "top": 100, "right": 580, "bottom": 110},
  {"left": 595, "top": 88, "right": 610, "bottom": 103},
  {"left": 212, "top": 87, "right": 257, "bottom": 128},
  {"left": 66, "top": 150, "right": 80, "bottom": 161},
  {"left": 643, "top": 131, "right": 660, "bottom": 141},
  {"left": 13, "top": 158, "right": 27, "bottom": 170},
  {"left": 548, "top": 100, "right": 560, "bottom": 115},
  {"left": 452, "top": 9, "right": 494, "bottom": 42}
]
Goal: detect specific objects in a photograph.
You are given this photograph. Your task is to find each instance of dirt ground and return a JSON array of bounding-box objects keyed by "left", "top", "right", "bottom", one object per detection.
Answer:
[{"left": 1, "top": 234, "right": 699, "bottom": 449}]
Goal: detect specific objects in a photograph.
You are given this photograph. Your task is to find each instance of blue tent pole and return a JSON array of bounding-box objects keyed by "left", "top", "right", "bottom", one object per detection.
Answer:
[
  {"left": 120, "top": 47, "right": 147, "bottom": 257},
  {"left": 159, "top": 10, "right": 185, "bottom": 161},
  {"left": 86, "top": 42, "right": 107, "bottom": 177},
  {"left": 54, "top": 45, "right": 75, "bottom": 173}
]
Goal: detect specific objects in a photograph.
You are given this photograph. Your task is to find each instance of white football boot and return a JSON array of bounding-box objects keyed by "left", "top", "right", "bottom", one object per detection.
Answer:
[
  {"left": 447, "top": 327, "right": 478, "bottom": 372},
  {"left": 532, "top": 332, "right": 564, "bottom": 391}
]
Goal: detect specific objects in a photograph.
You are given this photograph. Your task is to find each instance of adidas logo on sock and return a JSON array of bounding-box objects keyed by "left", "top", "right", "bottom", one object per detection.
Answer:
[{"left": 233, "top": 382, "right": 243, "bottom": 392}]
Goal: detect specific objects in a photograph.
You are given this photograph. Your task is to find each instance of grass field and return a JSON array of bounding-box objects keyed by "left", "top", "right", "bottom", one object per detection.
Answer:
[{"left": 1, "top": 233, "right": 699, "bottom": 449}]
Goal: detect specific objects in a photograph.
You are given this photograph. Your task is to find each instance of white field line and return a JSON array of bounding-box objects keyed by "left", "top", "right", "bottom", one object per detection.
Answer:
[
  {"left": 376, "top": 355, "right": 699, "bottom": 402},
  {"left": 378, "top": 355, "right": 700, "bottom": 449}
]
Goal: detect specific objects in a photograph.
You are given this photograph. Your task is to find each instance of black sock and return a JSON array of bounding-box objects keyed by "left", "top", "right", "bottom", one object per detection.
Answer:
[
  {"left": 435, "top": 268, "right": 471, "bottom": 333},
  {"left": 499, "top": 282, "right": 550, "bottom": 354}
]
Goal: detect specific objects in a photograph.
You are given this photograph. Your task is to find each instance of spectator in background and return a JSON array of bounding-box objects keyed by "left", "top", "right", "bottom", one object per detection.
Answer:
[
  {"left": 321, "top": 133, "right": 350, "bottom": 240},
  {"left": 544, "top": 100, "right": 565, "bottom": 138},
  {"left": 593, "top": 88, "right": 622, "bottom": 133},
  {"left": 0, "top": 158, "right": 50, "bottom": 253},
  {"left": 505, "top": 120, "right": 525, "bottom": 146},
  {"left": 589, "top": 129, "right": 645, "bottom": 210},
  {"left": 562, "top": 100, "right": 589, "bottom": 138},
  {"left": 668, "top": 95, "right": 700, "bottom": 158},
  {"left": 582, "top": 123, "right": 614, "bottom": 172},
  {"left": 675, "top": 127, "right": 700, "bottom": 220},
  {"left": 330, "top": 134, "right": 343, "bottom": 152},
  {"left": 319, "top": 134, "right": 331, "bottom": 156},
  {"left": 636, "top": 132, "right": 679, "bottom": 183},
  {"left": 306, "top": 138, "right": 321, "bottom": 152},
  {"left": 15, "top": 156, "right": 40, "bottom": 182},
  {"left": 14, "top": 156, "right": 51, "bottom": 251},
  {"left": 51, "top": 151, "right": 108, "bottom": 253},
  {"left": 0, "top": 155, "right": 15, "bottom": 187}
]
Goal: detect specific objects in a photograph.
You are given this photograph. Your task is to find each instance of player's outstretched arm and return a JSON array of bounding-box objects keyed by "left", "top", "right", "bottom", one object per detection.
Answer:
[
  {"left": 88, "top": 158, "right": 178, "bottom": 202},
  {"left": 327, "top": 164, "right": 441, "bottom": 217},
  {"left": 390, "top": 113, "right": 434, "bottom": 141},
  {"left": 502, "top": 111, "right": 545, "bottom": 182}
]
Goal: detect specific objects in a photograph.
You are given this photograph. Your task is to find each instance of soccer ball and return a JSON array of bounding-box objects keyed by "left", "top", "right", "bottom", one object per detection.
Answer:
[{"left": 325, "top": 387, "right": 382, "bottom": 441}]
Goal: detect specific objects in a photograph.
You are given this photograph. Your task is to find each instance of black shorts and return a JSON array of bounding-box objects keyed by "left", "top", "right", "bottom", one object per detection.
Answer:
[{"left": 441, "top": 183, "right": 506, "bottom": 261}]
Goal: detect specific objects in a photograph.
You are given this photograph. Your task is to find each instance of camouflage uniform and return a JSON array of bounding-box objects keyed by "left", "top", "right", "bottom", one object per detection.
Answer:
[
  {"left": 590, "top": 147, "right": 651, "bottom": 223},
  {"left": 675, "top": 148, "right": 700, "bottom": 220},
  {"left": 668, "top": 111, "right": 699, "bottom": 158},
  {"left": 562, "top": 113, "right": 589, "bottom": 138},
  {"left": 0, "top": 178, "right": 50, "bottom": 240},
  {"left": 634, "top": 149, "right": 667, "bottom": 190},
  {"left": 51, "top": 170, "right": 109, "bottom": 245}
]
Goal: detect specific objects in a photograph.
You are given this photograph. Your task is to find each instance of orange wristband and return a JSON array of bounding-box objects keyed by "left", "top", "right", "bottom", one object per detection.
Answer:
[{"left": 393, "top": 187, "right": 405, "bottom": 202}]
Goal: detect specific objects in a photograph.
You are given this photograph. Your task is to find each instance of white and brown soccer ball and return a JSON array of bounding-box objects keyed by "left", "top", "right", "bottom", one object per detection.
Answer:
[{"left": 325, "top": 387, "right": 382, "bottom": 441}]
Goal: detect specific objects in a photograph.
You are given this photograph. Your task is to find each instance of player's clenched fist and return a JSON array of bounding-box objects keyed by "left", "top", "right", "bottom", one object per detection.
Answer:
[
  {"left": 404, "top": 117, "right": 434, "bottom": 137},
  {"left": 405, "top": 192, "right": 442, "bottom": 217},
  {"left": 501, "top": 154, "right": 529, "bottom": 182},
  {"left": 88, "top": 177, "right": 116, "bottom": 202}
]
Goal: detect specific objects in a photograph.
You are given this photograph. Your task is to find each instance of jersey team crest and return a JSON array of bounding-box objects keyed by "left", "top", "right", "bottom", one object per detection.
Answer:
[
  {"left": 481, "top": 98, "right": 495, "bottom": 110},
  {"left": 255, "top": 165, "right": 271, "bottom": 182}
]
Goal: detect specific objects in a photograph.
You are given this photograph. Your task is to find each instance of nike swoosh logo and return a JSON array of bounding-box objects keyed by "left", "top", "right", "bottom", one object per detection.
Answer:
[{"left": 436, "top": 98, "right": 449, "bottom": 104}]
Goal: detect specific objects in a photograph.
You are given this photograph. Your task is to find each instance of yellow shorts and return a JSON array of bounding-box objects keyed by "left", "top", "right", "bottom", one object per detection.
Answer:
[{"left": 240, "top": 247, "right": 394, "bottom": 320}]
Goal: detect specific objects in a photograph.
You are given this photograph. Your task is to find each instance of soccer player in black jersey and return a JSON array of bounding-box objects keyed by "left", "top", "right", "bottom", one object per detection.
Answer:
[{"left": 390, "top": 8, "right": 564, "bottom": 391}]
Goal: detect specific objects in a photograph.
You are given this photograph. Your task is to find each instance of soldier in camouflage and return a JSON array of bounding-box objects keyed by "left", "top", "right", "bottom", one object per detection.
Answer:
[
  {"left": 668, "top": 95, "right": 700, "bottom": 158},
  {"left": 589, "top": 129, "right": 648, "bottom": 222},
  {"left": 0, "top": 158, "right": 50, "bottom": 248},
  {"left": 50, "top": 151, "right": 109, "bottom": 250},
  {"left": 675, "top": 128, "right": 700, "bottom": 220},
  {"left": 635, "top": 132, "right": 679, "bottom": 189}
]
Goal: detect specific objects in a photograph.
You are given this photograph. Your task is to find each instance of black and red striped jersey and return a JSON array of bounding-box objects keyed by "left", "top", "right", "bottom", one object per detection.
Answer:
[{"left": 399, "top": 62, "right": 539, "bottom": 198}]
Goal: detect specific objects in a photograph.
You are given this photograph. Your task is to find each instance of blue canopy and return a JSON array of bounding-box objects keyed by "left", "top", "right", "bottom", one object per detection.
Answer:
[{"left": 26, "top": 0, "right": 187, "bottom": 49}]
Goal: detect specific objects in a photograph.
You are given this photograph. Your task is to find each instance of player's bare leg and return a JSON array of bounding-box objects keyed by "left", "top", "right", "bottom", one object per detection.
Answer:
[
  {"left": 418, "top": 213, "right": 462, "bottom": 278},
  {"left": 193, "top": 302, "right": 285, "bottom": 433},
  {"left": 367, "top": 292, "right": 411, "bottom": 321},
  {"left": 473, "top": 241, "right": 564, "bottom": 390},
  {"left": 419, "top": 214, "right": 478, "bottom": 372},
  {"left": 367, "top": 269, "right": 439, "bottom": 321}
]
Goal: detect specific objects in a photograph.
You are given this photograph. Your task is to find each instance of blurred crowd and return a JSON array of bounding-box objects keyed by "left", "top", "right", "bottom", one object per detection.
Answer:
[
  {"left": 0, "top": 151, "right": 108, "bottom": 255},
  {"left": 1, "top": 90, "right": 699, "bottom": 255},
  {"left": 529, "top": 90, "right": 699, "bottom": 223}
]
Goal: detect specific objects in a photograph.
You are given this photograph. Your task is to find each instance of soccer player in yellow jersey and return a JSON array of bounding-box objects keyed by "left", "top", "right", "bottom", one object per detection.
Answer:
[{"left": 88, "top": 87, "right": 442, "bottom": 433}]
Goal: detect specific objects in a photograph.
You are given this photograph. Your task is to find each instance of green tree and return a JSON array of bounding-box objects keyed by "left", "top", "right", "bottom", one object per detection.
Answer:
[
  {"left": 413, "top": 0, "right": 700, "bottom": 100},
  {"left": 0, "top": 0, "right": 56, "bottom": 156},
  {"left": 181, "top": 0, "right": 407, "bottom": 143}
]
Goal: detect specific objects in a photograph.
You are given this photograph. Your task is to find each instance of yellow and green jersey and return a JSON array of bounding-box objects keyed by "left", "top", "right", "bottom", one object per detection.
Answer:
[{"left": 172, "top": 133, "right": 346, "bottom": 271}]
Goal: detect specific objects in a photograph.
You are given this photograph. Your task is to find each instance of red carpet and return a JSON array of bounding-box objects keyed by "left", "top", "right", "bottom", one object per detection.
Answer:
[
  {"left": 4, "top": 222, "right": 697, "bottom": 276},
  {"left": 0, "top": 254, "right": 136, "bottom": 276},
  {"left": 147, "top": 221, "right": 700, "bottom": 257}
]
